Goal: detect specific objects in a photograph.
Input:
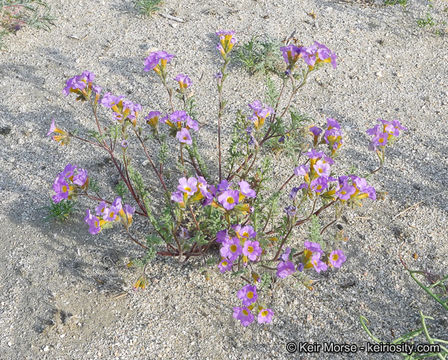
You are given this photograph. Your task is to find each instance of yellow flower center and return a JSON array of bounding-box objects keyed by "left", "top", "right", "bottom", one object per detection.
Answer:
[
  {"left": 332, "top": 254, "right": 339, "bottom": 261},
  {"left": 242, "top": 309, "right": 248, "bottom": 316},
  {"left": 242, "top": 232, "right": 249, "bottom": 238},
  {"left": 222, "top": 261, "right": 228, "bottom": 266},
  {"left": 227, "top": 197, "right": 234, "bottom": 204},
  {"left": 248, "top": 246, "right": 254, "bottom": 253},
  {"left": 62, "top": 185, "right": 67, "bottom": 193},
  {"left": 230, "top": 244, "right": 237, "bottom": 252},
  {"left": 109, "top": 211, "right": 115, "bottom": 218},
  {"left": 247, "top": 292, "right": 254, "bottom": 299},
  {"left": 261, "top": 310, "right": 268, "bottom": 317},
  {"left": 184, "top": 186, "right": 191, "bottom": 192}
]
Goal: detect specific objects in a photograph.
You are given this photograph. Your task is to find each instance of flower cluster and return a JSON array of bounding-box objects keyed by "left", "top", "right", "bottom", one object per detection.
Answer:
[
  {"left": 233, "top": 284, "right": 273, "bottom": 326},
  {"left": 62, "top": 70, "right": 101, "bottom": 102},
  {"left": 159, "top": 110, "right": 199, "bottom": 145},
  {"left": 277, "top": 243, "right": 346, "bottom": 279},
  {"left": 171, "top": 178, "right": 256, "bottom": 214},
  {"left": 85, "top": 197, "right": 135, "bottom": 235},
  {"left": 218, "top": 224, "right": 261, "bottom": 269},
  {"left": 101, "top": 93, "right": 142, "bottom": 126},
  {"left": 144, "top": 51, "right": 175, "bottom": 78},
  {"left": 292, "top": 147, "right": 375, "bottom": 202},
  {"left": 307, "top": 118, "right": 343, "bottom": 155},
  {"left": 216, "top": 30, "right": 237, "bottom": 59},
  {"left": 280, "top": 42, "right": 337, "bottom": 70},
  {"left": 248, "top": 100, "right": 274, "bottom": 131},
  {"left": 367, "top": 119, "right": 407, "bottom": 151},
  {"left": 52, "top": 164, "right": 88, "bottom": 203}
]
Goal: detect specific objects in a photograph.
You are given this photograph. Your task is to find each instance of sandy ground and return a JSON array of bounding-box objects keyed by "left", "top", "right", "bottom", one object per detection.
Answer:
[{"left": 0, "top": 0, "right": 447, "bottom": 359}]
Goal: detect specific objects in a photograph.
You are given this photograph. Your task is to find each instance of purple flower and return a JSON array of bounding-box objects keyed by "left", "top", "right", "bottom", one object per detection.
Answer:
[
  {"left": 366, "top": 124, "right": 381, "bottom": 136},
  {"left": 284, "top": 206, "right": 297, "bottom": 216},
  {"left": 315, "top": 41, "right": 338, "bottom": 68},
  {"left": 326, "top": 118, "right": 340, "bottom": 130},
  {"left": 336, "top": 183, "right": 356, "bottom": 201},
  {"left": 311, "top": 252, "right": 328, "bottom": 273},
  {"left": 217, "top": 180, "right": 229, "bottom": 192},
  {"left": 47, "top": 118, "right": 69, "bottom": 145},
  {"left": 310, "top": 177, "right": 328, "bottom": 193},
  {"left": 239, "top": 180, "right": 256, "bottom": 198},
  {"left": 186, "top": 117, "right": 199, "bottom": 132},
  {"left": 100, "top": 93, "right": 124, "bottom": 108},
  {"left": 177, "top": 177, "right": 198, "bottom": 196},
  {"left": 304, "top": 241, "right": 324, "bottom": 254},
  {"left": 218, "top": 258, "right": 233, "bottom": 273},
  {"left": 121, "top": 140, "right": 129, "bottom": 148},
  {"left": 84, "top": 209, "right": 102, "bottom": 235},
  {"left": 144, "top": 51, "right": 175, "bottom": 73},
  {"left": 313, "top": 160, "right": 331, "bottom": 177},
  {"left": 197, "top": 177, "right": 213, "bottom": 199},
  {"left": 289, "top": 187, "right": 300, "bottom": 200},
  {"left": 216, "top": 230, "right": 229, "bottom": 244},
  {"left": 176, "top": 128, "right": 192, "bottom": 145},
  {"left": 47, "top": 118, "right": 57, "bottom": 136},
  {"left": 280, "top": 44, "right": 304, "bottom": 66},
  {"left": 145, "top": 111, "right": 161, "bottom": 128},
  {"left": 242, "top": 240, "right": 262, "bottom": 261},
  {"left": 310, "top": 126, "right": 323, "bottom": 137},
  {"left": 72, "top": 168, "right": 88, "bottom": 186},
  {"left": 220, "top": 237, "right": 242, "bottom": 261},
  {"left": 174, "top": 74, "right": 192, "bottom": 89},
  {"left": 324, "top": 128, "right": 343, "bottom": 150},
  {"left": 277, "top": 261, "right": 296, "bottom": 279},
  {"left": 258, "top": 308, "right": 274, "bottom": 324},
  {"left": 294, "top": 164, "right": 309, "bottom": 176},
  {"left": 92, "top": 85, "right": 101, "bottom": 95},
  {"left": 305, "top": 149, "right": 325, "bottom": 160},
  {"left": 371, "top": 132, "right": 388, "bottom": 149},
  {"left": 61, "top": 164, "right": 77, "bottom": 178},
  {"left": 104, "top": 203, "right": 119, "bottom": 222},
  {"left": 302, "top": 41, "right": 337, "bottom": 69},
  {"left": 123, "top": 204, "right": 135, "bottom": 217},
  {"left": 52, "top": 175, "right": 70, "bottom": 203},
  {"left": 280, "top": 247, "right": 291, "bottom": 262},
  {"left": 216, "top": 30, "right": 237, "bottom": 56},
  {"left": 63, "top": 71, "right": 95, "bottom": 97},
  {"left": 217, "top": 190, "right": 239, "bottom": 210},
  {"left": 112, "top": 197, "right": 122, "bottom": 211},
  {"left": 234, "top": 225, "right": 256, "bottom": 239},
  {"left": 329, "top": 250, "right": 346, "bottom": 268},
  {"left": 237, "top": 284, "right": 258, "bottom": 306},
  {"left": 233, "top": 307, "right": 254, "bottom": 327},
  {"left": 95, "top": 201, "right": 109, "bottom": 217},
  {"left": 391, "top": 119, "right": 407, "bottom": 134},
  {"left": 248, "top": 100, "right": 273, "bottom": 130},
  {"left": 171, "top": 191, "right": 184, "bottom": 203}
]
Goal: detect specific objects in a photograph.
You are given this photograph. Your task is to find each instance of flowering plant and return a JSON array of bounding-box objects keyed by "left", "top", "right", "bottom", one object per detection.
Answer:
[{"left": 47, "top": 31, "right": 406, "bottom": 326}]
